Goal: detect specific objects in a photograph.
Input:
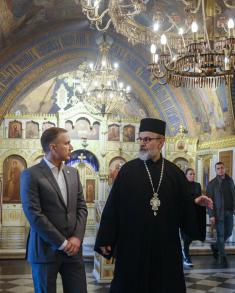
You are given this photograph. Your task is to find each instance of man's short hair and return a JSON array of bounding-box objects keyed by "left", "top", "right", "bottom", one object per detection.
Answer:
[
  {"left": 215, "top": 161, "right": 224, "bottom": 168},
  {"left": 41, "top": 127, "right": 67, "bottom": 153}
]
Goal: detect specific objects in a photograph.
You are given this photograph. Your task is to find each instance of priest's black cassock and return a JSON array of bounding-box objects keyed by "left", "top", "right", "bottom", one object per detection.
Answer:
[{"left": 95, "top": 157, "right": 205, "bottom": 293}]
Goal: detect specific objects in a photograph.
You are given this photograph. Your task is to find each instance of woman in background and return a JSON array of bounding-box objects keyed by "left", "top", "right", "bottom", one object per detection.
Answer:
[{"left": 181, "top": 168, "right": 206, "bottom": 267}]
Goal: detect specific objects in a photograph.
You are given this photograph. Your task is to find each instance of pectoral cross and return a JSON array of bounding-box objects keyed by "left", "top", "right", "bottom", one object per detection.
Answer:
[{"left": 150, "top": 193, "right": 161, "bottom": 216}]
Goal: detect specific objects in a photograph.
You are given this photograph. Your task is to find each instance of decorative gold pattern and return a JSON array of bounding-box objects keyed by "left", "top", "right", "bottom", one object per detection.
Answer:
[{"left": 198, "top": 135, "right": 235, "bottom": 150}]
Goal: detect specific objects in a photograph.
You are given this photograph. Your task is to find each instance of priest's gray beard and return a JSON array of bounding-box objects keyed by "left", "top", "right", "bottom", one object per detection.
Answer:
[{"left": 138, "top": 150, "right": 151, "bottom": 161}]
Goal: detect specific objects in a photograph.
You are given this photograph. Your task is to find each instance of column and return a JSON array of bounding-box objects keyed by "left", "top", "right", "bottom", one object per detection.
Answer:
[{"left": 197, "top": 157, "right": 203, "bottom": 186}]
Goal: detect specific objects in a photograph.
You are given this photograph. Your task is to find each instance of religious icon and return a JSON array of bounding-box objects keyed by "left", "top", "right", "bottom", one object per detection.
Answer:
[
  {"left": 108, "top": 157, "right": 126, "bottom": 186},
  {"left": 173, "top": 157, "right": 189, "bottom": 173},
  {"left": 86, "top": 179, "right": 95, "bottom": 203},
  {"left": 26, "top": 121, "right": 39, "bottom": 139},
  {"left": 3, "top": 156, "right": 26, "bottom": 203},
  {"left": 108, "top": 124, "right": 120, "bottom": 141},
  {"left": 202, "top": 156, "right": 211, "bottom": 191},
  {"left": 65, "top": 120, "right": 73, "bottom": 132},
  {"left": 123, "top": 125, "right": 135, "bottom": 142},
  {"left": 75, "top": 118, "right": 91, "bottom": 139},
  {"left": 42, "top": 121, "right": 55, "bottom": 132},
  {"left": 88, "top": 122, "right": 100, "bottom": 140},
  {"left": 8, "top": 121, "right": 22, "bottom": 138},
  {"left": 65, "top": 120, "right": 77, "bottom": 139},
  {"left": 177, "top": 140, "right": 185, "bottom": 150}
]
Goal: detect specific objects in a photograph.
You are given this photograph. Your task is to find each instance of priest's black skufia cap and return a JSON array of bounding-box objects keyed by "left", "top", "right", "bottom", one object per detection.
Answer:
[{"left": 139, "top": 118, "right": 166, "bottom": 136}]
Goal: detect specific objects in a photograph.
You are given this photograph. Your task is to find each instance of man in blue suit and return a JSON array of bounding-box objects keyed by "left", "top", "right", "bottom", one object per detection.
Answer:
[{"left": 20, "top": 127, "right": 88, "bottom": 293}]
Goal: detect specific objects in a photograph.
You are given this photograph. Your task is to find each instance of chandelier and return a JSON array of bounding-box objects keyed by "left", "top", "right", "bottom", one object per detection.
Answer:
[
  {"left": 56, "top": 35, "right": 131, "bottom": 116},
  {"left": 80, "top": 0, "right": 235, "bottom": 88}
]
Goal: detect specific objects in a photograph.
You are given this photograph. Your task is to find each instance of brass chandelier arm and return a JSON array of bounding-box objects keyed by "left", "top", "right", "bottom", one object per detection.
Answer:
[
  {"left": 180, "top": 0, "right": 192, "bottom": 5},
  {"left": 151, "top": 73, "right": 168, "bottom": 85},
  {"left": 164, "top": 14, "right": 178, "bottom": 33},
  {"left": 95, "top": 18, "right": 112, "bottom": 31},
  {"left": 164, "top": 23, "right": 176, "bottom": 33},
  {"left": 181, "top": 0, "right": 202, "bottom": 13},
  {"left": 190, "top": 0, "right": 201, "bottom": 14},
  {"left": 223, "top": 0, "right": 235, "bottom": 8},
  {"left": 163, "top": 61, "right": 176, "bottom": 72},
  {"left": 202, "top": 0, "right": 211, "bottom": 50},
  {"left": 118, "top": 3, "right": 143, "bottom": 16},
  {"left": 158, "top": 78, "right": 168, "bottom": 85},
  {"left": 153, "top": 71, "right": 167, "bottom": 79},
  {"left": 84, "top": 8, "right": 110, "bottom": 22},
  {"left": 149, "top": 64, "right": 168, "bottom": 79}
]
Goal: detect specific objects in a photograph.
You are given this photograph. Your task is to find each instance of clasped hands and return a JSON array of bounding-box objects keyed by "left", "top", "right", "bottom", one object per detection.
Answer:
[
  {"left": 194, "top": 195, "right": 213, "bottom": 209},
  {"left": 63, "top": 236, "right": 81, "bottom": 256}
]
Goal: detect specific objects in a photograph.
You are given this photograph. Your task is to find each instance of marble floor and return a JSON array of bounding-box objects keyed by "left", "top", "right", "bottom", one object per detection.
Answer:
[{"left": 1, "top": 256, "right": 235, "bottom": 292}]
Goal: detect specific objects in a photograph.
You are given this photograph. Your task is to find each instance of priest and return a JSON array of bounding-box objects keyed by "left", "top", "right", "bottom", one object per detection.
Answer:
[{"left": 94, "top": 118, "right": 212, "bottom": 293}]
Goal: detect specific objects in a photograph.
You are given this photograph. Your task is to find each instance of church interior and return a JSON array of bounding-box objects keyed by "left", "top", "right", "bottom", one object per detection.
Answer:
[{"left": 0, "top": 0, "right": 235, "bottom": 292}]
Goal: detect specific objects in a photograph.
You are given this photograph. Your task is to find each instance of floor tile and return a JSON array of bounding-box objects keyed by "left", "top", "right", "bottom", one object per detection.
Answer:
[{"left": 1, "top": 256, "right": 235, "bottom": 292}]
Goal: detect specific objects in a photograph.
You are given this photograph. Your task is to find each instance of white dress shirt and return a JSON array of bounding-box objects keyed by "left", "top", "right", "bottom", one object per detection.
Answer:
[{"left": 43, "top": 157, "right": 68, "bottom": 205}]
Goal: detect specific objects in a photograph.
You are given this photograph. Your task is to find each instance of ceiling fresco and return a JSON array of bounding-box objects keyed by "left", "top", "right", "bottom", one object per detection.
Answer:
[
  {"left": 10, "top": 75, "right": 149, "bottom": 120},
  {"left": 0, "top": 0, "right": 234, "bottom": 139}
]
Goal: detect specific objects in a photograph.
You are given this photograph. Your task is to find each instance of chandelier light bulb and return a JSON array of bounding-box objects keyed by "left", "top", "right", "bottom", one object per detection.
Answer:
[
  {"left": 119, "top": 82, "right": 124, "bottom": 89},
  {"left": 101, "top": 60, "right": 106, "bottom": 67},
  {"left": 153, "top": 22, "right": 159, "bottom": 32},
  {"left": 126, "top": 85, "right": 131, "bottom": 92},
  {"left": 107, "top": 80, "right": 111, "bottom": 86},
  {"left": 89, "top": 63, "right": 94, "bottom": 70},
  {"left": 160, "top": 34, "right": 167, "bottom": 45},
  {"left": 154, "top": 53, "right": 159, "bottom": 63},
  {"left": 114, "top": 62, "right": 119, "bottom": 69},
  {"left": 150, "top": 44, "right": 157, "bottom": 54},
  {"left": 191, "top": 21, "right": 198, "bottom": 33},
  {"left": 77, "top": 86, "right": 83, "bottom": 94},
  {"left": 228, "top": 18, "right": 234, "bottom": 29},
  {"left": 179, "top": 28, "right": 184, "bottom": 35},
  {"left": 93, "top": 0, "right": 99, "bottom": 7}
]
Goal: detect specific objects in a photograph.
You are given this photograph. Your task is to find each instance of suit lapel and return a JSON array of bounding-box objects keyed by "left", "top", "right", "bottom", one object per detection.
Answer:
[
  {"left": 63, "top": 167, "right": 72, "bottom": 210},
  {"left": 39, "top": 160, "right": 67, "bottom": 209}
]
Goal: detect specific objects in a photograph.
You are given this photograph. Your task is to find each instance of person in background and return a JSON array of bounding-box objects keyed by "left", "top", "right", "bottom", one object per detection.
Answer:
[
  {"left": 207, "top": 161, "right": 235, "bottom": 267},
  {"left": 20, "top": 127, "right": 88, "bottom": 293},
  {"left": 181, "top": 168, "right": 206, "bottom": 267}
]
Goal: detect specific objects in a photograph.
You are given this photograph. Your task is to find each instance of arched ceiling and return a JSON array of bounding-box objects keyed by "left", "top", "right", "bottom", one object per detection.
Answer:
[{"left": 0, "top": 0, "right": 234, "bottom": 139}]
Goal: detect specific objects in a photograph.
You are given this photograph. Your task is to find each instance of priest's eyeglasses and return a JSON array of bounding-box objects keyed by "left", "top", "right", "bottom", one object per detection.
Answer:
[{"left": 136, "top": 137, "right": 162, "bottom": 143}]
